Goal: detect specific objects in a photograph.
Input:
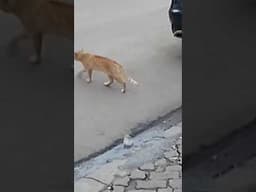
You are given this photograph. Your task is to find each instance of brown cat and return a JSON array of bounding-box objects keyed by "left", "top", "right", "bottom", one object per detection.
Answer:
[
  {"left": 0, "top": 0, "right": 73, "bottom": 64},
  {"left": 74, "top": 50, "right": 138, "bottom": 93}
]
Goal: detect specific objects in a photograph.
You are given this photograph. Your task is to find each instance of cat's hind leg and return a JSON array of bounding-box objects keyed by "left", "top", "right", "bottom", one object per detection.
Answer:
[
  {"left": 121, "top": 83, "right": 126, "bottom": 93},
  {"left": 104, "top": 75, "right": 114, "bottom": 87},
  {"left": 115, "top": 76, "right": 126, "bottom": 93}
]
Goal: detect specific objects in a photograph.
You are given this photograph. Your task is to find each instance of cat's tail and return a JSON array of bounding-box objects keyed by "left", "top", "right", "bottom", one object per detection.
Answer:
[{"left": 128, "top": 76, "right": 139, "bottom": 86}]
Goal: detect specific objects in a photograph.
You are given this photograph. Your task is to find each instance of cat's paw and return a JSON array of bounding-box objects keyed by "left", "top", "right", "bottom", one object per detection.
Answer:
[
  {"left": 104, "top": 81, "right": 112, "bottom": 87},
  {"left": 86, "top": 78, "right": 92, "bottom": 83}
]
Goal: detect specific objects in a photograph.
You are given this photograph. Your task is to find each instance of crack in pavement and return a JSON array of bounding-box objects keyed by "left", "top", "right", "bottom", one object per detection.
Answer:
[{"left": 83, "top": 177, "right": 108, "bottom": 186}]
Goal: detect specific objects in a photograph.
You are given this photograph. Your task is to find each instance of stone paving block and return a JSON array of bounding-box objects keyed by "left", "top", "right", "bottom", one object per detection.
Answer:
[
  {"left": 164, "top": 151, "right": 179, "bottom": 161},
  {"left": 150, "top": 169, "right": 179, "bottom": 181},
  {"left": 158, "top": 188, "right": 173, "bottom": 192},
  {"left": 155, "top": 158, "right": 167, "bottom": 167},
  {"left": 114, "top": 176, "right": 130, "bottom": 187},
  {"left": 155, "top": 166, "right": 166, "bottom": 173},
  {"left": 165, "top": 165, "right": 181, "bottom": 172},
  {"left": 168, "top": 178, "right": 182, "bottom": 189},
  {"left": 165, "top": 150, "right": 178, "bottom": 157},
  {"left": 113, "top": 186, "right": 125, "bottom": 192},
  {"left": 140, "top": 163, "right": 155, "bottom": 171},
  {"left": 136, "top": 180, "right": 167, "bottom": 189},
  {"left": 74, "top": 178, "right": 105, "bottom": 192},
  {"left": 179, "top": 171, "right": 182, "bottom": 178},
  {"left": 166, "top": 156, "right": 179, "bottom": 162},
  {"left": 114, "top": 169, "right": 131, "bottom": 178},
  {"left": 130, "top": 169, "right": 147, "bottom": 180},
  {"left": 174, "top": 190, "right": 182, "bottom": 192},
  {"left": 178, "top": 143, "right": 182, "bottom": 151},
  {"left": 176, "top": 138, "right": 182, "bottom": 145}
]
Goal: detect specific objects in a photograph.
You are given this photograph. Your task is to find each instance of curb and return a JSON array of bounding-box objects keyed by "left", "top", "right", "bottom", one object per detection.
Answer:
[{"left": 75, "top": 107, "right": 182, "bottom": 166}]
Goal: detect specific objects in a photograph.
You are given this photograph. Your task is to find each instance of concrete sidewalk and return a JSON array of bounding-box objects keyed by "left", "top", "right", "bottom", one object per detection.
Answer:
[{"left": 75, "top": 119, "right": 182, "bottom": 192}]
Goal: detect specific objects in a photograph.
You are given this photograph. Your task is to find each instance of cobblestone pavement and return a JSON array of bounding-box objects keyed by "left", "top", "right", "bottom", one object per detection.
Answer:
[
  {"left": 103, "top": 136, "right": 182, "bottom": 192},
  {"left": 75, "top": 119, "right": 182, "bottom": 192}
]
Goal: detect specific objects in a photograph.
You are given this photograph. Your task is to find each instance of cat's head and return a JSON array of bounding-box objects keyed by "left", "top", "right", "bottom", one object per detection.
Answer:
[{"left": 74, "top": 49, "right": 86, "bottom": 61}]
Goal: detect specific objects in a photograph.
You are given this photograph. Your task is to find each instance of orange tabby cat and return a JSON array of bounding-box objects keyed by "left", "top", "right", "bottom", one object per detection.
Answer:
[{"left": 74, "top": 50, "right": 138, "bottom": 93}]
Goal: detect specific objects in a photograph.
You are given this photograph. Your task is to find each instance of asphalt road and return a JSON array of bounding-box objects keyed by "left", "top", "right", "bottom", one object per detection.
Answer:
[{"left": 75, "top": 0, "right": 182, "bottom": 161}]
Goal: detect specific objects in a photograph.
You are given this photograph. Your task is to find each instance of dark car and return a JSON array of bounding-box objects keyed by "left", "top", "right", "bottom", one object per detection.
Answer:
[{"left": 169, "top": 0, "right": 182, "bottom": 38}]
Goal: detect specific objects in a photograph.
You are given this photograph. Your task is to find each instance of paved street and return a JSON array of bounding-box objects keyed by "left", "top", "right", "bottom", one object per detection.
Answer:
[
  {"left": 75, "top": 114, "right": 182, "bottom": 192},
  {"left": 74, "top": 0, "right": 182, "bottom": 161}
]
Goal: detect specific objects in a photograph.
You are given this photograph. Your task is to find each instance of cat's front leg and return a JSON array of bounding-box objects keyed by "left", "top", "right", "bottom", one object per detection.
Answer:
[
  {"left": 104, "top": 75, "right": 114, "bottom": 87},
  {"left": 86, "top": 69, "right": 93, "bottom": 83}
]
